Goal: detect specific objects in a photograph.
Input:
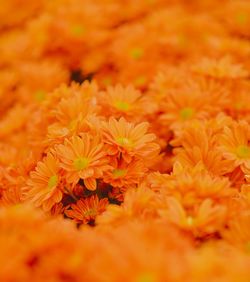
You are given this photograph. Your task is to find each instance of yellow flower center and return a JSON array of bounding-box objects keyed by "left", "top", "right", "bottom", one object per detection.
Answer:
[
  {"left": 113, "top": 169, "right": 127, "bottom": 178},
  {"left": 235, "top": 12, "right": 248, "bottom": 25},
  {"left": 74, "top": 158, "right": 90, "bottom": 170},
  {"left": 236, "top": 145, "right": 250, "bottom": 159},
  {"left": 134, "top": 76, "right": 146, "bottom": 86},
  {"left": 235, "top": 102, "right": 244, "bottom": 110},
  {"left": 116, "top": 137, "right": 132, "bottom": 147},
  {"left": 180, "top": 107, "right": 194, "bottom": 120},
  {"left": 245, "top": 241, "right": 250, "bottom": 253},
  {"left": 187, "top": 216, "right": 194, "bottom": 226},
  {"left": 34, "top": 90, "right": 46, "bottom": 102},
  {"left": 136, "top": 273, "right": 156, "bottom": 282},
  {"left": 103, "top": 77, "right": 112, "bottom": 86},
  {"left": 71, "top": 25, "right": 85, "bottom": 37},
  {"left": 130, "top": 47, "right": 144, "bottom": 60},
  {"left": 114, "top": 101, "right": 132, "bottom": 112},
  {"left": 48, "top": 175, "right": 58, "bottom": 189},
  {"left": 84, "top": 208, "right": 96, "bottom": 217}
]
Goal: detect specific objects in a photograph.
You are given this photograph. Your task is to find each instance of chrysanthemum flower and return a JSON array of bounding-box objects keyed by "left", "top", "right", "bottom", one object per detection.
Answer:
[
  {"left": 217, "top": 0, "right": 250, "bottom": 38},
  {"left": 191, "top": 56, "right": 249, "bottom": 79},
  {"left": 226, "top": 80, "right": 250, "bottom": 120},
  {"left": 98, "top": 84, "right": 153, "bottom": 120},
  {"left": 151, "top": 162, "right": 236, "bottom": 208},
  {"left": 0, "top": 104, "right": 29, "bottom": 139},
  {"left": 55, "top": 134, "right": 110, "bottom": 190},
  {"left": 51, "top": 82, "right": 97, "bottom": 125},
  {"left": 46, "top": 82, "right": 99, "bottom": 145},
  {"left": 218, "top": 120, "right": 250, "bottom": 169},
  {"left": 157, "top": 82, "right": 229, "bottom": 136},
  {"left": 103, "top": 159, "right": 147, "bottom": 188},
  {"left": 25, "top": 153, "right": 63, "bottom": 211},
  {"left": 101, "top": 117, "right": 160, "bottom": 163},
  {"left": 0, "top": 167, "right": 23, "bottom": 206},
  {"left": 161, "top": 197, "right": 227, "bottom": 236},
  {"left": 65, "top": 195, "right": 108, "bottom": 224},
  {"left": 97, "top": 186, "right": 162, "bottom": 226},
  {"left": 43, "top": 81, "right": 98, "bottom": 114},
  {"left": 16, "top": 59, "right": 69, "bottom": 104},
  {"left": 1, "top": 0, "right": 250, "bottom": 279},
  {"left": 173, "top": 120, "right": 235, "bottom": 175}
]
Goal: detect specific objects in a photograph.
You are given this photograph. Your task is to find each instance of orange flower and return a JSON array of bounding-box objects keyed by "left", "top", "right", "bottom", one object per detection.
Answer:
[
  {"left": 50, "top": 82, "right": 97, "bottom": 125},
  {"left": 158, "top": 78, "right": 230, "bottom": 132},
  {"left": 65, "top": 195, "right": 108, "bottom": 224},
  {"left": 46, "top": 82, "right": 99, "bottom": 145},
  {"left": 173, "top": 120, "right": 234, "bottom": 175},
  {"left": 160, "top": 197, "right": 227, "bottom": 236},
  {"left": 55, "top": 134, "right": 110, "bottom": 190},
  {"left": 191, "top": 56, "right": 249, "bottom": 79},
  {"left": 97, "top": 186, "right": 162, "bottom": 226},
  {"left": 217, "top": 0, "right": 250, "bottom": 38},
  {"left": 101, "top": 117, "right": 160, "bottom": 163},
  {"left": 98, "top": 84, "right": 154, "bottom": 120},
  {"left": 103, "top": 159, "right": 147, "bottom": 188},
  {"left": 100, "top": 84, "right": 140, "bottom": 114},
  {"left": 150, "top": 162, "right": 236, "bottom": 208},
  {"left": 25, "top": 153, "right": 63, "bottom": 211},
  {"left": 218, "top": 120, "right": 250, "bottom": 169}
]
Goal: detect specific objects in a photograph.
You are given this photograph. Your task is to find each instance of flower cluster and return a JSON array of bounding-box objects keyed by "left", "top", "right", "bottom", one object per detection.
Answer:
[{"left": 0, "top": 0, "right": 250, "bottom": 281}]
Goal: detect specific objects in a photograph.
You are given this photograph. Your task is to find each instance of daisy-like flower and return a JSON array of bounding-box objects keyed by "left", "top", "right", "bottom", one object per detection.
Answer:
[
  {"left": 55, "top": 134, "right": 110, "bottom": 190},
  {"left": 161, "top": 197, "right": 227, "bottom": 236},
  {"left": 217, "top": 0, "right": 250, "bottom": 38},
  {"left": 25, "top": 153, "right": 63, "bottom": 211},
  {"left": 97, "top": 186, "right": 162, "bottom": 226},
  {"left": 173, "top": 120, "right": 235, "bottom": 176},
  {"left": 158, "top": 78, "right": 230, "bottom": 132},
  {"left": 218, "top": 120, "right": 250, "bottom": 169},
  {"left": 191, "top": 56, "right": 249, "bottom": 79},
  {"left": 103, "top": 159, "right": 147, "bottom": 188},
  {"left": 99, "top": 84, "right": 154, "bottom": 120},
  {"left": 99, "top": 84, "right": 140, "bottom": 116},
  {"left": 51, "top": 82, "right": 98, "bottom": 125},
  {"left": 101, "top": 117, "right": 160, "bottom": 163},
  {"left": 149, "top": 162, "right": 236, "bottom": 209},
  {"left": 65, "top": 195, "right": 109, "bottom": 224},
  {"left": 159, "top": 89, "right": 209, "bottom": 132},
  {"left": 46, "top": 82, "right": 99, "bottom": 145}
]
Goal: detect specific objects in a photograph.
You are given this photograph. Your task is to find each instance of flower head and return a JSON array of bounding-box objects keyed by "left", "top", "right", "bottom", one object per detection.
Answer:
[
  {"left": 99, "top": 84, "right": 140, "bottom": 117},
  {"left": 103, "top": 159, "right": 147, "bottom": 188},
  {"left": 218, "top": 120, "right": 250, "bottom": 169},
  {"left": 25, "top": 153, "right": 63, "bottom": 211},
  {"left": 56, "top": 134, "right": 110, "bottom": 190},
  {"left": 101, "top": 117, "right": 160, "bottom": 163},
  {"left": 191, "top": 56, "right": 249, "bottom": 79},
  {"left": 65, "top": 195, "right": 109, "bottom": 224}
]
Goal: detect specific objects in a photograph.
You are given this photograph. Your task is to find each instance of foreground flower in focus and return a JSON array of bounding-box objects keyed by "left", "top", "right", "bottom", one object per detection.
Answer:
[
  {"left": 25, "top": 153, "right": 63, "bottom": 211},
  {"left": 56, "top": 134, "right": 110, "bottom": 190}
]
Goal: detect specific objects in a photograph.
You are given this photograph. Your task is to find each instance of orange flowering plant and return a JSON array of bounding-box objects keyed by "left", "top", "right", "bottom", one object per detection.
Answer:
[{"left": 0, "top": 0, "right": 250, "bottom": 281}]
